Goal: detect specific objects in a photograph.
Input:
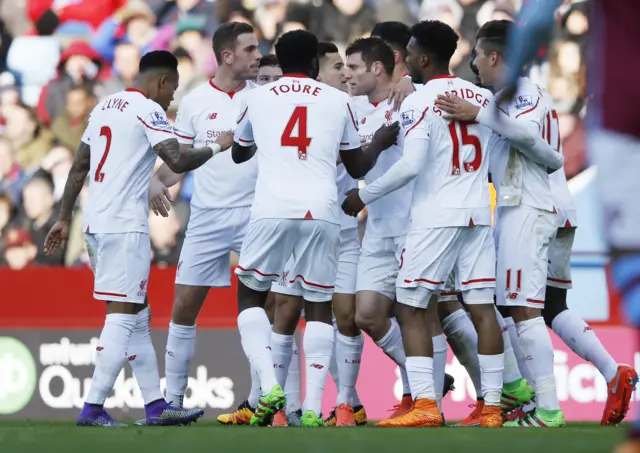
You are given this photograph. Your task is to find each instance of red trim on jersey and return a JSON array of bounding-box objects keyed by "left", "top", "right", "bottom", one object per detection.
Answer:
[
  {"left": 237, "top": 107, "right": 248, "bottom": 124},
  {"left": 404, "top": 277, "right": 445, "bottom": 285},
  {"left": 125, "top": 88, "right": 147, "bottom": 97},
  {"left": 564, "top": 219, "right": 572, "bottom": 228},
  {"left": 283, "top": 73, "right": 310, "bottom": 79},
  {"left": 429, "top": 74, "right": 456, "bottom": 81},
  {"left": 174, "top": 131, "right": 194, "bottom": 140},
  {"left": 460, "top": 278, "right": 496, "bottom": 285},
  {"left": 370, "top": 98, "right": 388, "bottom": 108},
  {"left": 402, "top": 72, "right": 409, "bottom": 77},
  {"left": 289, "top": 274, "right": 334, "bottom": 289},
  {"left": 236, "top": 265, "right": 279, "bottom": 278},
  {"left": 547, "top": 277, "right": 572, "bottom": 284},
  {"left": 238, "top": 138, "right": 254, "bottom": 143},
  {"left": 340, "top": 142, "right": 349, "bottom": 145},
  {"left": 94, "top": 290, "right": 128, "bottom": 298},
  {"left": 515, "top": 97, "right": 540, "bottom": 119},
  {"left": 136, "top": 116, "right": 173, "bottom": 133},
  {"left": 404, "top": 107, "right": 429, "bottom": 137},
  {"left": 526, "top": 298, "right": 545, "bottom": 305},
  {"left": 347, "top": 103, "right": 359, "bottom": 132},
  {"left": 209, "top": 79, "right": 246, "bottom": 99}
]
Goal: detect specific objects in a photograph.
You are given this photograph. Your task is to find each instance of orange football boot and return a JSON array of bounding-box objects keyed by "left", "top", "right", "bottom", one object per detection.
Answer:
[
  {"left": 480, "top": 404, "right": 503, "bottom": 428},
  {"left": 270, "top": 410, "right": 289, "bottom": 427},
  {"left": 602, "top": 365, "right": 638, "bottom": 426},
  {"left": 456, "top": 400, "right": 484, "bottom": 427},
  {"left": 379, "top": 394, "right": 413, "bottom": 423},
  {"left": 377, "top": 398, "right": 442, "bottom": 428},
  {"left": 335, "top": 403, "right": 356, "bottom": 427}
]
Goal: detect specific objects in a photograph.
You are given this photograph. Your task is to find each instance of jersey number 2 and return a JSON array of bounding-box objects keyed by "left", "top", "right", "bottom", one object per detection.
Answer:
[
  {"left": 448, "top": 121, "right": 482, "bottom": 175},
  {"left": 281, "top": 106, "right": 311, "bottom": 160},
  {"left": 95, "top": 126, "right": 112, "bottom": 183}
]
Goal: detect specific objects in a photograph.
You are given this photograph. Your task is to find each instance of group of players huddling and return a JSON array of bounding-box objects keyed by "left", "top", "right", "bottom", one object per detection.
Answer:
[{"left": 44, "top": 17, "right": 637, "bottom": 429}]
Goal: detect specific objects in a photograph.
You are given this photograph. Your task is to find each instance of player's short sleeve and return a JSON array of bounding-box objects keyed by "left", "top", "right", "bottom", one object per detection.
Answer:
[
  {"left": 138, "top": 101, "right": 175, "bottom": 148},
  {"left": 233, "top": 97, "right": 254, "bottom": 146},
  {"left": 173, "top": 101, "right": 195, "bottom": 145},
  {"left": 400, "top": 94, "right": 430, "bottom": 141},
  {"left": 340, "top": 99, "right": 361, "bottom": 151},
  {"left": 80, "top": 116, "right": 93, "bottom": 145}
]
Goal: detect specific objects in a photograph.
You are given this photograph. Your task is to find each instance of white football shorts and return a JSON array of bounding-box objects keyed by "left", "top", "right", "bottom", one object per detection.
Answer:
[
  {"left": 547, "top": 226, "right": 576, "bottom": 290},
  {"left": 494, "top": 206, "right": 557, "bottom": 309},
  {"left": 175, "top": 206, "right": 250, "bottom": 287},
  {"left": 356, "top": 233, "right": 406, "bottom": 300},
  {"left": 438, "top": 272, "right": 459, "bottom": 303},
  {"left": 236, "top": 218, "right": 340, "bottom": 302},
  {"left": 397, "top": 225, "right": 496, "bottom": 309},
  {"left": 84, "top": 232, "right": 150, "bottom": 304}
]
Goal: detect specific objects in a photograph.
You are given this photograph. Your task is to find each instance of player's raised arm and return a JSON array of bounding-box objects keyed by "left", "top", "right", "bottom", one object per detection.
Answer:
[{"left": 434, "top": 94, "right": 563, "bottom": 171}]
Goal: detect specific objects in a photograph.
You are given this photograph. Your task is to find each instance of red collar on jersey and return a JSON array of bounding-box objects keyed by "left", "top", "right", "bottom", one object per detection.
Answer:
[
  {"left": 209, "top": 79, "right": 246, "bottom": 99},
  {"left": 427, "top": 74, "right": 456, "bottom": 83},
  {"left": 282, "top": 73, "right": 310, "bottom": 79},
  {"left": 370, "top": 98, "right": 388, "bottom": 108},
  {"left": 402, "top": 72, "right": 409, "bottom": 77},
  {"left": 125, "top": 88, "right": 148, "bottom": 97}
]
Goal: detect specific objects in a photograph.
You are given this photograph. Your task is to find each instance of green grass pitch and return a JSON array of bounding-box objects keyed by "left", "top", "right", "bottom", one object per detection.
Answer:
[{"left": 0, "top": 421, "right": 627, "bottom": 453}]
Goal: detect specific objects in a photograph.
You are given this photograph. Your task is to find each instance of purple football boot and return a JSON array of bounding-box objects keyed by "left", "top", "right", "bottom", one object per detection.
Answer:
[
  {"left": 135, "top": 399, "right": 204, "bottom": 426},
  {"left": 77, "top": 403, "right": 128, "bottom": 427}
]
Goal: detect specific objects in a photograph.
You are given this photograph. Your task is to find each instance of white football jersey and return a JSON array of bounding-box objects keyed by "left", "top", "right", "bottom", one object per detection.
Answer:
[
  {"left": 82, "top": 88, "right": 174, "bottom": 234},
  {"left": 174, "top": 79, "right": 258, "bottom": 210},
  {"left": 395, "top": 76, "right": 493, "bottom": 228},
  {"left": 539, "top": 90, "right": 578, "bottom": 227},
  {"left": 358, "top": 100, "right": 412, "bottom": 238},
  {"left": 234, "top": 75, "right": 361, "bottom": 224},
  {"left": 489, "top": 77, "right": 555, "bottom": 213}
]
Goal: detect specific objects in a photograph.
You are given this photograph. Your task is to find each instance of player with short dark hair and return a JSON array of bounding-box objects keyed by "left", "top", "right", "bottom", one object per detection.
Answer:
[
  {"left": 44, "top": 49, "right": 233, "bottom": 427},
  {"left": 345, "top": 37, "right": 395, "bottom": 77},
  {"left": 257, "top": 54, "right": 282, "bottom": 85},
  {"left": 212, "top": 22, "right": 256, "bottom": 64}
]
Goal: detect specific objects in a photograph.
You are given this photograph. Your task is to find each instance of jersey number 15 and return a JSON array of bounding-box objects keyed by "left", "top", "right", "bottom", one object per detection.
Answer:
[
  {"left": 281, "top": 106, "right": 312, "bottom": 160},
  {"left": 448, "top": 121, "right": 482, "bottom": 175}
]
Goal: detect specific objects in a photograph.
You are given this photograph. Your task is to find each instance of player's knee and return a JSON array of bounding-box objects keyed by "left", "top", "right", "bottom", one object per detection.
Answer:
[
  {"left": 237, "top": 275, "right": 270, "bottom": 312},
  {"left": 542, "top": 286, "right": 568, "bottom": 327}
]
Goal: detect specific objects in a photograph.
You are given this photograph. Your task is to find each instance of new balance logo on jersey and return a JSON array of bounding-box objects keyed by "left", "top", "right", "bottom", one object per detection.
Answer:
[
  {"left": 515, "top": 95, "right": 533, "bottom": 110},
  {"left": 150, "top": 111, "right": 170, "bottom": 128},
  {"left": 208, "top": 113, "right": 217, "bottom": 120},
  {"left": 401, "top": 109, "right": 415, "bottom": 128}
]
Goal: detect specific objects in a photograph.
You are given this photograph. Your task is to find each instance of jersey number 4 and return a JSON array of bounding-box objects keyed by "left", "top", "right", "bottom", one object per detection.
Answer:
[
  {"left": 448, "top": 121, "right": 482, "bottom": 175},
  {"left": 281, "top": 106, "right": 312, "bottom": 160},
  {"left": 94, "top": 126, "right": 112, "bottom": 183}
]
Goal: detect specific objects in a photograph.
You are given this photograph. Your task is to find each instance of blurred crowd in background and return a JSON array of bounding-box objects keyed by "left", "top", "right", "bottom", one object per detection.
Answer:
[{"left": 0, "top": 0, "right": 590, "bottom": 269}]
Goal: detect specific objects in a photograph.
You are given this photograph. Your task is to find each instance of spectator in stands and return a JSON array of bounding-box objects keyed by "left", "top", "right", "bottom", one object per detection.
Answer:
[
  {"left": 149, "top": 208, "right": 183, "bottom": 267},
  {"left": 36, "top": 41, "right": 104, "bottom": 127},
  {"left": 308, "top": 0, "right": 378, "bottom": 47},
  {"left": 2, "top": 227, "right": 37, "bottom": 270},
  {"left": 51, "top": 83, "right": 95, "bottom": 151},
  {"left": 150, "top": 0, "right": 219, "bottom": 37},
  {"left": 16, "top": 170, "right": 64, "bottom": 265},
  {"left": 170, "top": 47, "right": 207, "bottom": 110},
  {"left": 95, "top": 43, "right": 140, "bottom": 99},
  {"left": 40, "top": 144, "right": 73, "bottom": 201},
  {"left": 0, "top": 137, "right": 24, "bottom": 204},
  {"left": 27, "top": 0, "right": 127, "bottom": 32},
  {"left": 3, "top": 103, "right": 53, "bottom": 172},
  {"left": 0, "top": 192, "right": 14, "bottom": 259}
]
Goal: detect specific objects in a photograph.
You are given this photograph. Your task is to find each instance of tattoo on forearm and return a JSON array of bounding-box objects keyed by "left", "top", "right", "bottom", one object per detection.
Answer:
[
  {"left": 153, "top": 138, "right": 212, "bottom": 173},
  {"left": 59, "top": 142, "right": 91, "bottom": 221}
]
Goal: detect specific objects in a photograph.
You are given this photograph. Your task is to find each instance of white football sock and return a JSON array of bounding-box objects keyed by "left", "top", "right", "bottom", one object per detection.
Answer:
[
  {"left": 552, "top": 310, "right": 618, "bottom": 382},
  {"left": 271, "top": 331, "right": 294, "bottom": 388},
  {"left": 86, "top": 313, "right": 137, "bottom": 405},
  {"left": 478, "top": 353, "right": 504, "bottom": 407},
  {"left": 336, "top": 333, "right": 364, "bottom": 406},
  {"left": 248, "top": 364, "right": 260, "bottom": 409},
  {"left": 442, "top": 309, "right": 482, "bottom": 398},
  {"left": 165, "top": 321, "right": 196, "bottom": 407},
  {"left": 285, "top": 338, "right": 301, "bottom": 413},
  {"left": 303, "top": 321, "right": 334, "bottom": 415},
  {"left": 495, "top": 309, "right": 522, "bottom": 384},
  {"left": 432, "top": 334, "right": 447, "bottom": 411},
  {"left": 405, "top": 356, "right": 435, "bottom": 400},
  {"left": 329, "top": 337, "right": 340, "bottom": 392},
  {"left": 126, "top": 307, "right": 163, "bottom": 405},
  {"left": 505, "top": 317, "right": 535, "bottom": 385},
  {"left": 517, "top": 317, "right": 560, "bottom": 411},
  {"left": 237, "top": 307, "right": 278, "bottom": 392},
  {"left": 376, "top": 318, "right": 410, "bottom": 394}
]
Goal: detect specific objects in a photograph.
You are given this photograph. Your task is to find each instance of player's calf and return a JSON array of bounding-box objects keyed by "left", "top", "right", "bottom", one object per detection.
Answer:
[{"left": 354, "top": 290, "right": 394, "bottom": 341}]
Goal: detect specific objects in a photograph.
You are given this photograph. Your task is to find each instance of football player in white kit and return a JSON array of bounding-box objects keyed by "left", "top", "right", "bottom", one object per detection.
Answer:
[
  {"left": 231, "top": 30, "right": 399, "bottom": 427},
  {"left": 44, "top": 51, "right": 233, "bottom": 426},
  {"left": 344, "top": 37, "right": 416, "bottom": 421},
  {"left": 342, "top": 20, "right": 506, "bottom": 428},
  {"left": 147, "top": 23, "right": 261, "bottom": 411},
  {"left": 268, "top": 41, "right": 367, "bottom": 428}
]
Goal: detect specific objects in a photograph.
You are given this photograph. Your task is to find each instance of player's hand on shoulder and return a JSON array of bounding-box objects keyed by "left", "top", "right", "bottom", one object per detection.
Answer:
[
  {"left": 372, "top": 121, "right": 400, "bottom": 150},
  {"left": 43, "top": 220, "right": 70, "bottom": 255},
  {"left": 341, "top": 188, "right": 366, "bottom": 217},
  {"left": 388, "top": 77, "right": 416, "bottom": 112},
  {"left": 214, "top": 130, "right": 235, "bottom": 151},
  {"left": 434, "top": 94, "right": 480, "bottom": 122},
  {"left": 148, "top": 177, "right": 173, "bottom": 217}
]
